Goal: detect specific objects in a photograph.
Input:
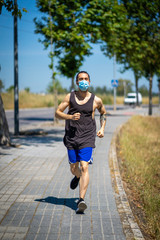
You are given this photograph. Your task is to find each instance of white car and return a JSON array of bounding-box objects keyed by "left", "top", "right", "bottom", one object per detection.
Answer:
[{"left": 124, "top": 92, "right": 142, "bottom": 105}]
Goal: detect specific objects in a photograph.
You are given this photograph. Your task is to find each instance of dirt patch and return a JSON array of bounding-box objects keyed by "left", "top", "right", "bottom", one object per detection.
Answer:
[{"left": 19, "top": 130, "right": 48, "bottom": 136}]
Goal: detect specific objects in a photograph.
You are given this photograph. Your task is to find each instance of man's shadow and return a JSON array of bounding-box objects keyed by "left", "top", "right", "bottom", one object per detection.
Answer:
[{"left": 35, "top": 196, "right": 78, "bottom": 211}]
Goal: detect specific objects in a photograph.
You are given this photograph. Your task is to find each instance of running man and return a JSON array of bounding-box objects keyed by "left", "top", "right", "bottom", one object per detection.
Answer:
[{"left": 56, "top": 71, "right": 107, "bottom": 213}]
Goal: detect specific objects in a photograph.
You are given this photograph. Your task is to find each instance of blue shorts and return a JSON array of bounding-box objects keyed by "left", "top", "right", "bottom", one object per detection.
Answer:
[{"left": 67, "top": 147, "right": 93, "bottom": 165}]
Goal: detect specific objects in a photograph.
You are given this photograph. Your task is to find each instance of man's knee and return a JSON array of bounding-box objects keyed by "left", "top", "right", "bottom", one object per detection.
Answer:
[
  {"left": 70, "top": 163, "right": 79, "bottom": 175},
  {"left": 81, "top": 162, "right": 89, "bottom": 174}
]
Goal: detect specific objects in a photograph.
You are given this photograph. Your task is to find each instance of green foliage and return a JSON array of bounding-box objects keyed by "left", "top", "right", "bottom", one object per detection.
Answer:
[
  {"left": 120, "top": 0, "right": 160, "bottom": 80},
  {"left": 100, "top": 94, "right": 113, "bottom": 105},
  {"left": 90, "top": 81, "right": 133, "bottom": 97},
  {"left": 46, "top": 79, "right": 67, "bottom": 94},
  {"left": 0, "top": 0, "right": 27, "bottom": 18},
  {"left": 138, "top": 85, "right": 149, "bottom": 96},
  {"left": 6, "top": 85, "right": 14, "bottom": 93},
  {"left": 117, "top": 79, "right": 133, "bottom": 96},
  {"left": 34, "top": 0, "right": 160, "bottom": 109},
  {"left": 35, "top": 0, "right": 92, "bottom": 88},
  {"left": 24, "top": 87, "right": 30, "bottom": 93},
  {"left": 89, "top": 0, "right": 160, "bottom": 113},
  {"left": 88, "top": 85, "right": 112, "bottom": 95},
  {"left": 57, "top": 53, "right": 83, "bottom": 85},
  {"left": 47, "top": 101, "right": 53, "bottom": 107}
]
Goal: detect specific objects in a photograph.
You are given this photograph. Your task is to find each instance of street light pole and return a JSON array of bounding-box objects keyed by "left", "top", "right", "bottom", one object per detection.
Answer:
[
  {"left": 113, "top": 54, "right": 116, "bottom": 111},
  {"left": 14, "top": 0, "right": 19, "bottom": 135},
  {"left": 123, "top": 81, "right": 126, "bottom": 98}
]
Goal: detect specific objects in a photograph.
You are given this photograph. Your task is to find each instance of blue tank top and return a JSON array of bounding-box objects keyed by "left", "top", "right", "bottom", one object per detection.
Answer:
[{"left": 63, "top": 91, "right": 96, "bottom": 149}]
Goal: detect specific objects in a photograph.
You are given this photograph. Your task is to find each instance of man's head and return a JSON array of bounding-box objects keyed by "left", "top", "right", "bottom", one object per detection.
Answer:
[
  {"left": 76, "top": 71, "right": 90, "bottom": 84},
  {"left": 76, "top": 71, "right": 90, "bottom": 92}
]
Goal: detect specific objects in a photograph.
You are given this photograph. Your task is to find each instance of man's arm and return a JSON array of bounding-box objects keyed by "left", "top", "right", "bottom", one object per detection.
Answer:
[
  {"left": 95, "top": 96, "right": 107, "bottom": 138},
  {"left": 55, "top": 93, "right": 81, "bottom": 121}
]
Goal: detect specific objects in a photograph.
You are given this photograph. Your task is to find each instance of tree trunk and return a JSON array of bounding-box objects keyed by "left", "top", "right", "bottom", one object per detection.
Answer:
[
  {"left": 134, "top": 72, "right": 139, "bottom": 106},
  {"left": 159, "top": 89, "right": 160, "bottom": 109},
  {"left": 52, "top": 75, "right": 59, "bottom": 124},
  {"left": 54, "top": 88, "right": 59, "bottom": 124},
  {"left": 71, "top": 76, "right": 75, "bottom": 91},
  {"left": 148, "top": 76, "right": 153, "bottom": 115},
  {"left": 158, "top": 79, "right": 160, "bottom": 109},
  {"left": 0, "top": 94, "right": 11, "bottom": 146},
  {"left": 159, "top": 87, "right": 160, "bottom": 109},
  {"left": 14, "top": 0, "right": 19, "bottom": 135}
]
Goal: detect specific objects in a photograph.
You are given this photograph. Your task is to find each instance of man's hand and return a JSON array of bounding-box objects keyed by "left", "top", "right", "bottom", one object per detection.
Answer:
[
  {"left": 97, "top": 128, "right": 104, "bottom": 138},
  {"left": 71, "top": 112, "right": 81, "bottom": 121}
]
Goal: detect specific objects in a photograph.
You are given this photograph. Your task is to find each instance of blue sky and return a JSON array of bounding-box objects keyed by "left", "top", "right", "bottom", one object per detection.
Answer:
[{"left": 0, "top": 0, "right": 159, "bottom": 93}]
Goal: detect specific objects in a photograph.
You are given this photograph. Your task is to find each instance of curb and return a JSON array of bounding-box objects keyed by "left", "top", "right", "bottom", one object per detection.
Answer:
[{"left": 109, "top": 125, "right": 145, "bottom": 240}]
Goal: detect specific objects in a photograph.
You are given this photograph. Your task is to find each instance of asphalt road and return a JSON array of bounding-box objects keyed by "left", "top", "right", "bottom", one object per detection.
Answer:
[
  {"left": 6, "top": 108, "right": 56, "bottom": 132},
  {"left": 5, "top": 105, "right": 159, "bottom": 133}
]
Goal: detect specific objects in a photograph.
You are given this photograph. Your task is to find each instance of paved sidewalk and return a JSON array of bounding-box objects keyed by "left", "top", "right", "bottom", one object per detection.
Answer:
[{"left": 0, "top": 108, "right": 144, "bottom": 240}]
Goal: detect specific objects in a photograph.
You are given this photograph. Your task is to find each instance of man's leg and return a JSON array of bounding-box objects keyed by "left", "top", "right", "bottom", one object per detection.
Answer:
[
  {"left": 75, "top": 161, "right": 89, "bottom": 213},
  {"left": 68, "top": 148, "right": 92, "bottom": 213},
  {"left": 79, "top": 161, "right": 89, "bottom": 199},
  {"left": 70, "top": 162, "right": 81, "bottom": 190},
  {"left": 70, "top": 162, "right": 81, "bottom": 178}
]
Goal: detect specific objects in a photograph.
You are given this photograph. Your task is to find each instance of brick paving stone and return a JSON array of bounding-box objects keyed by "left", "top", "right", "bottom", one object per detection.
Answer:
[
  {"left": 36, "top": 233, "right": 48, "bottom": 240},
  {"left": 47, "top": 233, "right": 59, "bottom": 240},
  {"left": 25, "top": 233, "right": 37, "bottom": 240},
  {"left": 0, "top": 227, "right": 7, "bottom": 233},
  {"left": 2, "top": 232, "right": 15, "bottom": 239},
  {"left": 27, "top": 225, "right": 39, "bottom": 234},
  {"left": 115, "top": 235, "right": 126, "bottom": 240},
  {"left": 0, "top": 232, "right": 4, "bottom": 239},
  {"left": 104, "top": 235, "right": 117, "bottom": 240},
  {"left": 13, "top": 233, "right": 26, "bottom": 239}
]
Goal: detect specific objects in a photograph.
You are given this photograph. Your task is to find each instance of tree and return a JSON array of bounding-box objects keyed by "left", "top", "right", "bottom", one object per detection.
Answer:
[
  {"left": 0, "top": 94, "right": 10, "bottom": 145},
  {"left": 57, "top": 54, "right": 80, "bottom": 91},
  {"left": 117, "top": 79, "right": 133, "bottom": 96},
  {"left": 0, "top": 0, "right": 27, "bottom": 17},
  {"left": 57, "top": 49, "right": 90, "bottom": 91},
  {"left": 46, "top": 79, "right": 67, "bottom": 94},
  {"left": 89, "top": 0, "right": 160, "bottom": 114},
  {"left": 0, "top": 79, "right": 4, "bottom": 92},
  {"left": 34, "top": 0, "right": 93, "bottom": 123},
  {"left": 119, "top": 57, "right": 144, "bottom": 105},
  {"left": 6, "top": 85, "right": 14, "bottom": 92},
  {"left": 157, "top": 78, "right": 160, "bottom": 108},
  {"left": 34, "top": 0, "right": 92, "bottom": 90},
  {"left": 24, "top": 87, "right": 30, "bottom": 93},
  {"left": 121, "top": 0, "right": 160, "bottom": 114},
  {"left": 34, "top": 0, "right": 60, "bottom": 122},
  {"left": 138, "top": 85, "right": 149, "bottom": 97},
  {"left": 117, "top": 1, "right": 160, "bottom": 113},
  {"left": 91, "top": 0, "right": 143, "bottom": 105},
  {"left": 0, "top": 1, "right": 26, "bottom": 144}
]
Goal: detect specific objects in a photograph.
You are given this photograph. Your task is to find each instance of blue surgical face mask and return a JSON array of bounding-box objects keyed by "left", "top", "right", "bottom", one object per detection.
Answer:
[{"left": 78, "top": 80, "right": 89, "bottom": 91}]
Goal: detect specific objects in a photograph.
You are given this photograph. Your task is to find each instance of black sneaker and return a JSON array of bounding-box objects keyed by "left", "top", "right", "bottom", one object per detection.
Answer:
[
  {"left": 70, "top": 176, "right": 80, "bottom": 190},
  {"left": 76, "top": 198, "right": 87, "bottom": 214}
]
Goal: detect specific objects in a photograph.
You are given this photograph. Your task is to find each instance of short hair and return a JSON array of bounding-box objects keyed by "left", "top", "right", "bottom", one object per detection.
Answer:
[{"left": 76, "top": 71, "right": 90, "bottom": 82}]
